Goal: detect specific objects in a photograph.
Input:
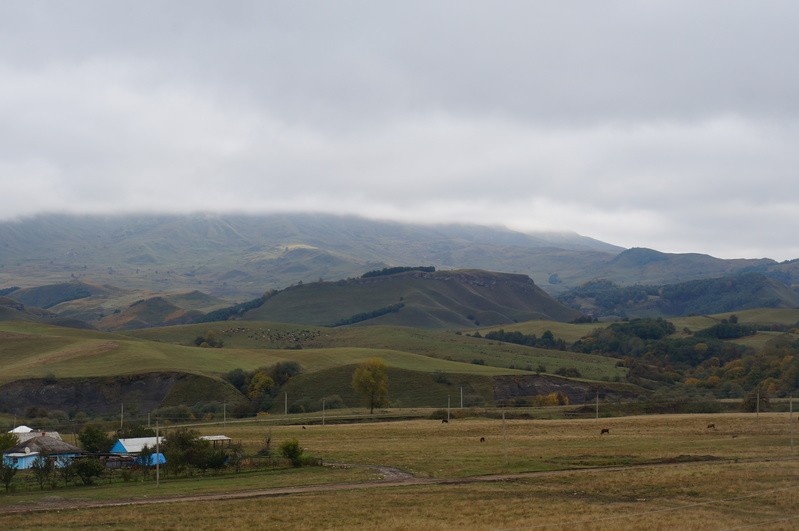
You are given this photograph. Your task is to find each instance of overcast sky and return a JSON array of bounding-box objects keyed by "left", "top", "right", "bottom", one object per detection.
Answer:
[{"left": 1, "top": 1, "right": 797, "bottom": 260}]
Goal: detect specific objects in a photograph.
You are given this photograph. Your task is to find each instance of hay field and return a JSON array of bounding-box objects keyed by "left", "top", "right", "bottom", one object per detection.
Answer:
[{"left": 2, "top": 413, "right": 795, "bottom": 529}]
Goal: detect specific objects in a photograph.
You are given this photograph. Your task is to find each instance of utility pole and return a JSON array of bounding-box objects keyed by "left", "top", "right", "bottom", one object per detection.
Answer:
[
  {"left": 790, "top": 396, "right": 794, "bottom": 452},
  {"left": 223, "top": 402, "right": 226, "bottom": 427},
  {"left": 447, "top": 395, "right": 451, "bottom": 422},
  {"left": 757, "top": 389, "right": 760, "bottom": 430},
  {"left": 284, "top": 392, "right": 288, "bottom": 416},
  {"left": 595, "top": 391, "right": 599, "bottom": 422},
  {"left": 502, "top": 411, "right": 508, "bottom": 465},
  {"left": 322, "top": 398, "right": 326, "bottom": 426},
  {"left": 460, "top": 386, "right": 463, "bottom": 409},
  {"left": 120, "top": 403, "right": 124, "bottom": 430},
  {"left": 155, "top": 421, "right": 160, "bottom": 487}
]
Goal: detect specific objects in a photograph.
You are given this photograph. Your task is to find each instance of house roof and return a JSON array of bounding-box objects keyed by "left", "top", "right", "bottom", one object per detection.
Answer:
[
  {"left": 199, "top": 435, "right": 231, "bottom": 442},
  {"left": 5, "top": 435, "right": 83, "bottom": 456},
  {"left": 113, "top": 437, "right": 163, "bottom": 453},
  {"left": 9, "top": 425, "right": 34, "bottom": 433},
  {"left": 16, "top": 431, "right": 62, "bottom": 443}
]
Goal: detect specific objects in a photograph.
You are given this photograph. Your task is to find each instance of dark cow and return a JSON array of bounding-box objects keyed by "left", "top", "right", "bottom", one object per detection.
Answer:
[
  {"left": 480, "top": 437, "right": 486, "bottom": 443},
  {"left": 600, "top": 428, "right": 610, "bottom": 435},
  {"left": 707, "top": 423, "right": 716, "bottom": 430},
  {"left": 441, "top": 419, "right": 448, "bottom": 424}
]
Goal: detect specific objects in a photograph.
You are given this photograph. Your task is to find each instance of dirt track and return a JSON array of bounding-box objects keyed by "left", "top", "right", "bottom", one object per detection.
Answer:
[{"left": 5, "top": 457, "right": 788, "bottom": 516}]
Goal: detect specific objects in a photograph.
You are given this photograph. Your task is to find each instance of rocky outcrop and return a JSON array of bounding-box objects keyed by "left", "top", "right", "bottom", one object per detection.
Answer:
[
  {"left": 0, "top": 372, "right": 246, "bottom": 416},
  {"left": 492, "top": 374, "right": 638, "bottom": 404}
]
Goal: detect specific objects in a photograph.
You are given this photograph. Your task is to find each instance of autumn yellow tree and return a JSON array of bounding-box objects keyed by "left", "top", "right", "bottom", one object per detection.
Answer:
[{"left": 352, "top": 357, "right": 389, "bottom": 414}]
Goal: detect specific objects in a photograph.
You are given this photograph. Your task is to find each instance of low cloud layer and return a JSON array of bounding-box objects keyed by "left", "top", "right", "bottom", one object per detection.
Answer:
[{"left": 2, "top": 1, "right": 798, "bottom": 260}]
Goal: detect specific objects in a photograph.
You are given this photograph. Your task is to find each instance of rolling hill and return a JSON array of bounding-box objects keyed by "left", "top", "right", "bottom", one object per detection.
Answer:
[
  {"left": 559, "top": 272, "right": 799, "bottom": 319},
  {"left": 0, "top": 319, "right": 630, "bottom": 416},
  {"left": 240, "top": 269, "right": 582, "bottom": 328}
]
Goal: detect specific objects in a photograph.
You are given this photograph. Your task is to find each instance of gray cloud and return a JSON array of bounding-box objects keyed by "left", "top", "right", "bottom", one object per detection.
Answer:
[{"left": 1, "top": 1, "right": 798, "bottom": 260}]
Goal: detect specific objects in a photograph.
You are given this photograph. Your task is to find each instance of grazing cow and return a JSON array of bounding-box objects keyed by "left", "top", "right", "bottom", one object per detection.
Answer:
[
  {"left": 480, "top": 437, "right": 486, "bottom": 443},
  {"left": 302, "top": 426, "right": 306, "bottom": 430},
  {"left": 707, "top": 423, "right": 716, "bottom": 430},
  {"left": 442, "top": 419, "right": 449, "bottom": 424},
  {"left": 600, "top": 428, "right": 610, "bottom": 435}
]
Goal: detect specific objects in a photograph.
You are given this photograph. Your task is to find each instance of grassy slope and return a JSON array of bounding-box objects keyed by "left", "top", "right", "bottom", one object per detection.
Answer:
[
  {"left": 242, "top": 270, "right": 580, "bottom": 328},
  {"left": 0, "top": 321, "right": 547, "bottom": 385},
  {"left": 129, "top": 321, "right": 625, "bottom": 380}
]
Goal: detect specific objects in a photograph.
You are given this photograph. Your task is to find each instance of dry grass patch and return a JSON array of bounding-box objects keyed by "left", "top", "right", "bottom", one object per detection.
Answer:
[{"left": 2, "top": 460, "right": 796, "bottom": 530}]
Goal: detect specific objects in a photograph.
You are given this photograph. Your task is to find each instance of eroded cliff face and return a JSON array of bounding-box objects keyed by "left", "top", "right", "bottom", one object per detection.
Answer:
[
  {"left": 0, "top": 372, "right": 245, "bottom": 416},
  {"left": 492, "top": 374, "right": 637, "bottom": 404}
]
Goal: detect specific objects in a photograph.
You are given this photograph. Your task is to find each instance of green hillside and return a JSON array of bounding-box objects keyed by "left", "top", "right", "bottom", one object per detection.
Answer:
[
  {"left": 0, "top": 318, "right": 631, "bottom": 417},
  {"left": 559, "top": 273, "right": 799, "bottom": 319},
  {"left": 242, "top": 269, "right": 581, "bottom": 328},
  {"left": 96, "top": 296, "right": 204, "bottom": 330}
]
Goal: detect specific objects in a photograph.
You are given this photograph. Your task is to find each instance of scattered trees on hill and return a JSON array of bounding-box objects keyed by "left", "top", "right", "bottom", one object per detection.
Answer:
[
  {"left": 224, "top": 361, "right": 303, "bottom": 414},
  {"left": 194, "top": 330, "right": 223, "bottom": 348},
  {"left": 361, "top": 266, "right": 435, "bottom": 278},
  {"left": 352, "top": 357, "right": 389, "bottom": 414},
  {"left": 196, "top": 290, "right": 275, "bottom": 323},
  {"left": 331, "top": 303, "right": 404, "bottom": 326},
  {"left": 483, "top": 329, "right": 567, "bottom": 350}
]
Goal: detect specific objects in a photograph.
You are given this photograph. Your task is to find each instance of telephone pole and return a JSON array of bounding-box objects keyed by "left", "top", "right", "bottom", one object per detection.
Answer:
[
  {"left": 595, "top": 391, "right": 599, "bottom": 421},
  {"left": 502, "top": 411, "right": 508, "bottom": 465},
  {"left": 790, "top": 396, "right": 794, "bottom": 452},
  {"left": 155, "top": 421, "right": 160, "bottom": 487}
]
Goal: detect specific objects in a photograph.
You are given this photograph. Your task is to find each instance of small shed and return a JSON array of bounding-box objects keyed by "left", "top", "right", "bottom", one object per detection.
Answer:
[
  {"left": 200, "top": 435, "right": 232, "bottom": 448},
  {"left": 2, "top": 435, "right": 84, "bottom": 470},
  {"left": 136, "top": 452, "right": 166, "bottom": 466}
]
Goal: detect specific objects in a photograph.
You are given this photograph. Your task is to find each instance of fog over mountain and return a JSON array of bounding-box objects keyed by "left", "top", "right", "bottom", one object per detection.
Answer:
[{"left": 2, "top": 2, "right": 799, "bottom": 260}]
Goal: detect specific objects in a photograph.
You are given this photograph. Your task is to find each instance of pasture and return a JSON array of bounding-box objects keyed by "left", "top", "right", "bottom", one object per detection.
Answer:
[
  {"left": 1, "top": 413, "right": 796, "bottom": 529},
  {"left": 0, "top": 320, "right": 626, "bottom": 386}
]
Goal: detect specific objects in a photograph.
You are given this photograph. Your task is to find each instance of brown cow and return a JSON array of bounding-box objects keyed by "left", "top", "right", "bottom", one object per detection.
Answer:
[
  {"left": 600, "top": 428, "right": 610, "bottom": 435},
  {"left": 480, "top": 437, "right": 486, "bottom": 443},
  {"left": 707, "top": 423, "right": 716, "bottom": 430}
]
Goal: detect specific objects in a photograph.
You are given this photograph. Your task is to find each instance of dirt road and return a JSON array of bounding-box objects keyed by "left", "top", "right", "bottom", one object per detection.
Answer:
[{"left": 1, "top": 457, "right": 793, "bottom": 516}]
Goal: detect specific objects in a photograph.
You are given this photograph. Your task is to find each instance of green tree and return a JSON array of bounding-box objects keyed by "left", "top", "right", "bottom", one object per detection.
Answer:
[
  {"left": 78, "top": 424, "right": 113, "bottom": 453},
  {"left": 247, "top": 371, "right": 275, "bottom": 399},
  {"left": 161, "top": 427, "right": 203, "bottom": 476},
  {"left": 0, "top": 433, "right": 18, "bottom": 452},
  {"left": 352, "top": 357, "right": 389, "bottom": 414},
  {"left": 0, "top": 459, "right": 17, "bottom": 493},
  {"left": 72, "top": 457, "right": 105, "bottom": 485},
  {"left": 30, "top": 456, "right": 54, "bottom": 490},
  {"left": 56, "top": 456, "right": 77, "bottom": 486}
]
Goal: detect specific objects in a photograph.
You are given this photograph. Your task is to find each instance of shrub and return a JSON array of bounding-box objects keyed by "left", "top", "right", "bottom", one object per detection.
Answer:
[
  {"left": 280, "top": 438, "right": 304, "bottom": 467},
  {"left": 321, "top": 394, "right": 345, "bottom": 410},
  {"left": 73, "top": 458, "right": 105, "bottom": 485},
  {"left": 554, "top": 367, "right": 582, "bottom": 378},
  {"left": 432, "top": 370, "right": 452, "bottom": 385}
]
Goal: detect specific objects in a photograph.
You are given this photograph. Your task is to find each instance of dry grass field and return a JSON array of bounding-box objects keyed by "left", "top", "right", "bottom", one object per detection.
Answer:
[{"left": 1, "top": 413, "right": 796, "bottom": 529}]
